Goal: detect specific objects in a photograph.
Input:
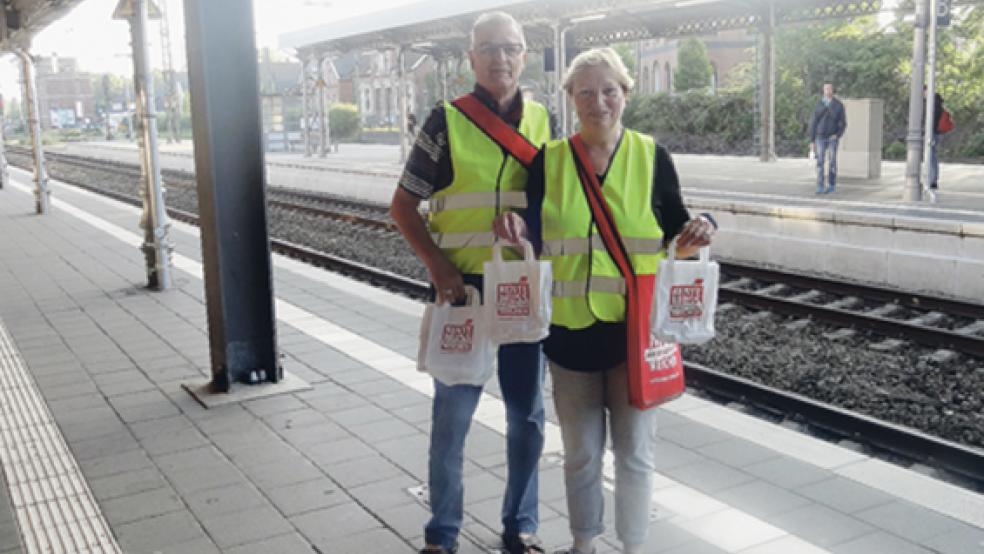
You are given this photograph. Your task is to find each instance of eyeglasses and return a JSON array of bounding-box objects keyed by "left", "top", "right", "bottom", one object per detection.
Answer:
[{"left": 475, "top": 43, "right": 525, "bottom": 58}]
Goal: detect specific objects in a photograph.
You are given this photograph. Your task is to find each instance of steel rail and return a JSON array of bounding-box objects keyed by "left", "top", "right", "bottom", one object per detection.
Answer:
[
  {"left": 267, "top": 199, "right": 397, "bottom": 232},
  {"left": 718, "top": 287, "right": 984, "bottom": 358},
  {"left": 685, "top": 362, "right": 984, "bottom": 485},
  {"left": 14, "top": 146, "right": 399, "bottom": 232},
  {"left": 721, "top": 261, "right": 984, "bottom": 320}
]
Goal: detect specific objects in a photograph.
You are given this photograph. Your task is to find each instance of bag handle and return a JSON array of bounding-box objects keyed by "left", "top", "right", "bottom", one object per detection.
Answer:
[
  {"left": 451, "top": 94, "right": 539, "bottom": 167},
  {"left": 667, "top": 238, "right": 710, "bottom": 265},
  {"left": 492, "top": 238, "right": 537, "bottom": 263}
]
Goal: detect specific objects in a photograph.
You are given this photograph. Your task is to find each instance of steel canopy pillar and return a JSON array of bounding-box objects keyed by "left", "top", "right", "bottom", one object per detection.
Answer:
[
  {"left": 301, "top": 55, "right": 312, "bottom": 156},
  {"left": 116, "top": 0, "right": 174, "bottom": 290},
  {"left": 904, "top": 0, "right": 930, "bottom": 201},
  {"left": 182, "top": 0, "right": 281, "bottom": 392},
  {"left": 758, "top": 1, "right": 776, "bottom": 162},
  {"left": 397, "top": 47, "right": 408, "bottom": 163},
  {"left": 17, "top": 50, "right": 49, "bottom": 215},
  {"left": 0, "top": 100, "right": 8, "bottom": 190},
  {"left": 318, "top": 55, "right": 330, "bottom": 157},
  {"left": 921, "top": 0, "right": 939, "bottom": 203}
]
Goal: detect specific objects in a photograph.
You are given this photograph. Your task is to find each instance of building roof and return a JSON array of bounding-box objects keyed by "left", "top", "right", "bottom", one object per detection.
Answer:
[
  {"left": 279, "top": 0, "right": 889, "bottom": 57},
  {"left": 0, "top": 0, "right": 89, "bottom": 52}
]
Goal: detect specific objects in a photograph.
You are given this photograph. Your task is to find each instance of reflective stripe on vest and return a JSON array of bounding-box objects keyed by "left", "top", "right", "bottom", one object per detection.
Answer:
[
  {"left": 429, "top": 99, "right": 550, "bottom": 274},
  {"left": 541, "top": 235, "right": 664, "bottom": 257},
  {"left": 430, "top": 230, "right": 497, "bottom": 249},
  {"left": 430, "top": 190, "right": 527, "bottom": 213},
  {"left": 541, "top": 130, "right": 665, "bottom": 329}
]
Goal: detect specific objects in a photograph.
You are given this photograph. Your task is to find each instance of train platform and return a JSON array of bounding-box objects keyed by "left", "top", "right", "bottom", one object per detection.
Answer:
[
  {"left": 1, "top": 164, "right": 984, "bottom": 554},
  {"left": 51, "top": 140, "right": 984, "bottom": 218}
]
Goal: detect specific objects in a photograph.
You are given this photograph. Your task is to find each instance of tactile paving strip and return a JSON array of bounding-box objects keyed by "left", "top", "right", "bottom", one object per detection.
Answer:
[{"left": 0, "top": 320, "right": 121, "bottom": 553}]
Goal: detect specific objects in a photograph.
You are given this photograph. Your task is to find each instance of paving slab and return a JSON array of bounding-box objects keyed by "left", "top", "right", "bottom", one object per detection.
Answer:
[{"left": 1, "top": 168, "right": 982, "bottom": 554}]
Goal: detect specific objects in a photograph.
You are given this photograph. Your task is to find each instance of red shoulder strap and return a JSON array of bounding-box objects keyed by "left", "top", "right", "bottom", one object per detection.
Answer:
[
  {"left": 451, "top": 94, "right": 539, "bottom": 167},
  {"left": 569, "top": 134, "right": 636, "bottom": 284}
]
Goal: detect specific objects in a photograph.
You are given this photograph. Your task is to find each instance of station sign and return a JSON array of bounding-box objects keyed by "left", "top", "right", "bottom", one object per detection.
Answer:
[{"left": 937, "top": 0, "right": 951, "bottom": 27}]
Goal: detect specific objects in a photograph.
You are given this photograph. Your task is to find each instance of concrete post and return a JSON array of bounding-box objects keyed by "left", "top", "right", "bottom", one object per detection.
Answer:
[
  {"left": 126, "top": 0, "right": 174, "bottom": 290},
  {"left": 904, "top": 0, "right": 930, "bottom": 201},
  {"left": 759, "top": 1, "right": 776, "bottom": 161},
  {"left": 17, "top": 50, "right": 49, "bottom": 215}
]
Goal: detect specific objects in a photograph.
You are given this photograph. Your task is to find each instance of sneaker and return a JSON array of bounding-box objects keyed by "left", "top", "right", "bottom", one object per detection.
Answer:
[
  {"left": 502, "top": 533, "right": 545, "bottom": 554},
  {"left": 825, "top": 187, "right": 835, "bottom": 194},
  {"left": 815, "top": 188, "right": 824, "bottom": 194}
]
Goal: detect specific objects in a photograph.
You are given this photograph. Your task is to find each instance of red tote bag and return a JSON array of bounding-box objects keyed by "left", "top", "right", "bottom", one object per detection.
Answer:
[{"left": 569, "top": 136, "right": 685, "bottom": 409}]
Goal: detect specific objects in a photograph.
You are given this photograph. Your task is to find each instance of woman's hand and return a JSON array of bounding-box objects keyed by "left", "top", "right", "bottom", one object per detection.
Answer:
[
  {"left": 493, "top": 212, "right": 528, "bottom": 245},
  {"left": 674, "top": 216, "right": 715, "bottom": 257}
]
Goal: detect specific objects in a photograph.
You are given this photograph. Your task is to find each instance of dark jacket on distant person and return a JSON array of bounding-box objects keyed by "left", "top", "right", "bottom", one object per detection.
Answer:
[
  {"left": 808, "top": 97, "right": 847, "bottom": 142},
  {"left": 925, "top": 92, "right": 944, "bottom": 134}
]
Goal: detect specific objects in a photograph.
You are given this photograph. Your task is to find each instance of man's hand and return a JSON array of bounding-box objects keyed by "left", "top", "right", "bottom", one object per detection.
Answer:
[
  {"left": 492, "top": 212, "right": 528, "bottom": 245},
  {"left": 427, "top": 256, "right": 465, "bottom": 304}
]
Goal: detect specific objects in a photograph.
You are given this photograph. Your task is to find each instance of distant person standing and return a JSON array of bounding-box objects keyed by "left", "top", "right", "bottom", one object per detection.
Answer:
[
  {"left": 924, "top": 87, "right": 946, "bottom": 190},
  {"left": 808, "top": 83, "right": 847, "bottom": 194}
]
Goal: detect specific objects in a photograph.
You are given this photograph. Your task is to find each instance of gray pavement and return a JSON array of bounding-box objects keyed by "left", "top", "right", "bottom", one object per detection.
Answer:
[{"left": 1, "top": 164, "right": 983, "bottom": 554}]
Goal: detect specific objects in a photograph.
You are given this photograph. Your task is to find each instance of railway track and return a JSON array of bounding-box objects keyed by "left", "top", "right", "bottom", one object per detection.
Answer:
[{"left": 8, "top": 145, "right": 984, "bottom": 487}]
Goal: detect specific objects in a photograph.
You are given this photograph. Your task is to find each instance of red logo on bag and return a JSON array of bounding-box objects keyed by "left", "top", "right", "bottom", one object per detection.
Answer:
[
  {"left": 496, "top": 276, "right": 531, "bottom": 317},
  {"left": 669, "top": 279, "right": 704, "bottom": 320},
  {"left": 441, "top": 319, "right": 474, "bottom": 353},
  {"left": 644, "top": 337, "right": 676, "bottom": 371}
]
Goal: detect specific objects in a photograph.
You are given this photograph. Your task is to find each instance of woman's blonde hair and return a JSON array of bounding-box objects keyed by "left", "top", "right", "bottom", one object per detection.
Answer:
[{"left": 562, "top": 47, "right": 634, "bottom": 95}]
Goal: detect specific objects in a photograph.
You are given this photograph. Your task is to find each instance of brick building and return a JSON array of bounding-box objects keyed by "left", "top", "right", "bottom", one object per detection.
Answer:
[{"left": 35, "top": 56, "right": 95, "bottom": 129}]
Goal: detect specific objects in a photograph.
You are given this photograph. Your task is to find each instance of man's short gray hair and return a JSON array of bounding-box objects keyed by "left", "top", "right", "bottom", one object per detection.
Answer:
[
  {"left": 563, "top": 47, "right": 635, "bottom": 95},
  {"left": 470, "top": 11, "right": 526, "bottom": 49}
]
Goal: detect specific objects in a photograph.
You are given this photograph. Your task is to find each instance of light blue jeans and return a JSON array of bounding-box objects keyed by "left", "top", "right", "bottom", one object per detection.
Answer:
[
  {"left": 816, "top": 136, "right": 839, "bottom": 192},
  {"left": 549, "top": 361, "right": 657, "bottom": 549},
  {"left": 424, "top": 341, "right": 545, "bottom": 549},
  {"left": 929, "top": 133, "right": 941, "bottom": 187}
]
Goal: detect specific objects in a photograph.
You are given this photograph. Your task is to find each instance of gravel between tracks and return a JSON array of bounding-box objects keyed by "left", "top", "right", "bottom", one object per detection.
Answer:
[{"left": 14, "top": 150, "right": 984, "bottom": 451}]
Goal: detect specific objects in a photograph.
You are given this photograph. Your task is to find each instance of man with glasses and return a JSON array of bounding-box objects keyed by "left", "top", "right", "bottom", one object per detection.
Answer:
[{"left": 390, "top": 10, "right": 550, "bottom": 554}]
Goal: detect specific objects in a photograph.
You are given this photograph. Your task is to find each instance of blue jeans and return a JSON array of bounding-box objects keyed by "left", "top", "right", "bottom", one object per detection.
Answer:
[
  {"left": 816, "top": 137, "right": 838, "bottom": 192},
  {"left": 424, "top": 324, "right": 545, "bottom": 549},
  {"left": 929, "top": 133, "right": 941, "bottom": 187}
]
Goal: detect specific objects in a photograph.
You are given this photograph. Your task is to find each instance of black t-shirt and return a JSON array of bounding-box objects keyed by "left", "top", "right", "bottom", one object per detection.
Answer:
[{"left": 524, "top": 135, "right": 690, "bottom": 372}]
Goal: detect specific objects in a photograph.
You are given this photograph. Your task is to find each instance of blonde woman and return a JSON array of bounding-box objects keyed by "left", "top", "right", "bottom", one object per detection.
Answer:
[{"left": 494, "top": 47, "right": 715, "bottom": 554}]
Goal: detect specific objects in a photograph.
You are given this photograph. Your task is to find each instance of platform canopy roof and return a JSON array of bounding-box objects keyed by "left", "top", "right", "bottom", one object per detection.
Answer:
[
  {"left": 0, "top": 0, "right": 89, "bottom": 52},
  {"left": 279, "top": 0, "right": 884, "bottom": 56}
]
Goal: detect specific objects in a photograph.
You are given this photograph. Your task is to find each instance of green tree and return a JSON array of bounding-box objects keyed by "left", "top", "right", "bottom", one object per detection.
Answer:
[
  {"left": 612, "top": 43, "right": 636, "bottom": 76},
  {"left": 329, "top": 103, "right": 360, "bottom": 139},
  {"left": 674, "top": 37, "right": 713, "bottom": 93}
]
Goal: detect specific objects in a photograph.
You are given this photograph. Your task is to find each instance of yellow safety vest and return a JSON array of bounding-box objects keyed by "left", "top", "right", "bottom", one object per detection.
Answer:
[
  {"left": 429, "top": 99, "right": 550, "bottom": 274},
  {"left": 541, "top": 130, "right": 665, "bottom": 329}
]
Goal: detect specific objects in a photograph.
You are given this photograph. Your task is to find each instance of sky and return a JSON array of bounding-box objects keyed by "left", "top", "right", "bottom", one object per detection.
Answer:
[{"left": 0, "top": 0, "right": 418, "bottom": 101}]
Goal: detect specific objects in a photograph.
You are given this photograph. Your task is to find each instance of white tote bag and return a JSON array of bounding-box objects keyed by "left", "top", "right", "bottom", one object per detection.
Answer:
[
  {"left": 482, "top": 240, "right": 552, "bottom": 344},
  {"left": 417, "top": 285, "right": 496, "bottom": 386},
  {"left": 651, "top": 241, "right": 719, "bottom": 344}
]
